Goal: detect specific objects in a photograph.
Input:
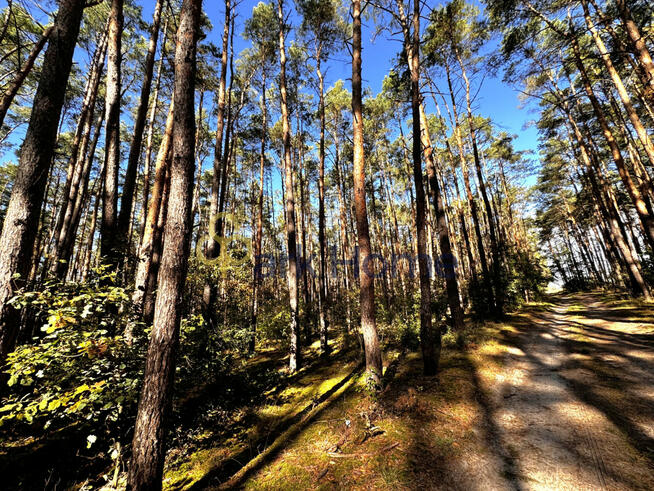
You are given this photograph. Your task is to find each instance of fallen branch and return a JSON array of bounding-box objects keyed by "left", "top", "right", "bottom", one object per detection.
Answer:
[{"left": 327, "top": 442, "right": 400, "bottom": 458}]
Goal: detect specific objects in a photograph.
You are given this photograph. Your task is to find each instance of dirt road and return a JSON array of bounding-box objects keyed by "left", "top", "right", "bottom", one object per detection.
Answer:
[{"left": 485, "top": 293, "right": 654, "bottom": 490}]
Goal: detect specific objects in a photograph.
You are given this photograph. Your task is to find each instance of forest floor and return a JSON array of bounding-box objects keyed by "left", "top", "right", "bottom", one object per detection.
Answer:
[
  {"left": 3, "top": 291, "right": 654, "bottom": 489},
  {"left": 167, "top": 291, "right": 654, "bottom": 490}
]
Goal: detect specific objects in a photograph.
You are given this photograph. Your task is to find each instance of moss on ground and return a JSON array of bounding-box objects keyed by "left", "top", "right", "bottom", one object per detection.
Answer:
[{"left": 218, "top": 324, "right": 514, "bottom": 490}]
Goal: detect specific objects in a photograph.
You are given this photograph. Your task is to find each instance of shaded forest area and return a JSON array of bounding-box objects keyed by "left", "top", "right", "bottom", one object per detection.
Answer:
[{"left": 0, "top": 0, "right": 652, "bottom": 488}]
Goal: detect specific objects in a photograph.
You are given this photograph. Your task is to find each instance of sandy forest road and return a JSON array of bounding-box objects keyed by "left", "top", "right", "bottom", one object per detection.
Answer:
[{"left": 483, "top": 292, "right": 654, "bottom": 490}]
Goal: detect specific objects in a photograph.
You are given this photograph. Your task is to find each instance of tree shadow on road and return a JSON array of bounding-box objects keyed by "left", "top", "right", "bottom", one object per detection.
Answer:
[{"left": 494, "top": 297, "right": 654, "bottom": 487}]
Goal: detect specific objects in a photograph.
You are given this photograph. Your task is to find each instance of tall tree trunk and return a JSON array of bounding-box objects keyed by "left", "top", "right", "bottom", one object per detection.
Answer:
[
  {"left": 333, "top": 143, "right": 353, "bottom": 332},
  {"left": 117, "top": 0, "right": 164, "bottom": 256},
  {"left": 51, "top": 38, "right": 107, "bottom": 278},
  {"left": 316, "top": 56, "right": 329, "bottom": 355},
  {"left": 297, "top": 126, "right": 311, "bottom": 341},
  {"left": 139, "top": 17, "right": 169, "bottom": 245},
  {"left": 133, "top": 100, "right": 175, "bottom": 311},
  {"left": 278, "top": 0, "right": 301, "bottom": 371},
  {"left": 436, "top": 108, "right": 477, "bottom": 284},
  {"left": 352, "top": 0, "right": 382, "bottom": 387},
  {"left": 203, "top": 0, "right": 231, "bottom": 317},
  {"left": 100, "top": 0, "right": 123, "bottom": 269},
  {"left": 548, "top": 239, "right": 570, "bottom": 284},
  {"left": 57, "top": 111, "right": 105, "bottom": 278},
  {"left": 444, "top": 61, "right": 495, "bottom": 312},
  {"left": 406, "top": 0, "right": 438, "bottom": 374},
  {"left": 441, "top": 131, "right": 476, "bottom": 284},
  {"left": 250, "top": 69, "right": 267, "bottom": 354},
  {"left": 581, "top": 0, "right": 654, "bottom": 168},
  {"left": 143, "top": 164, "right": 170, "bottom": 325},
  {"left": 215, "top": 13, "right": 236, "bottom": 242},
  {"left": 615, "top": 0, "right": 654, "bottom": 98},
  {"left": 127, "top": 0, "right": 199, "bottom": 487},
  {"left": 81, "top": 185, "right": 101, "bottom": 283},
  {"left": 368, "top": 174, "right": 390, "bottom": 311},
  {"left": 0, "top": 0, "right": 85, "bottom": 362},
  {"left": 560, "top": 98, "right": 651, "bottom": 298},
  {"left": 455, "top": 51, "right": 503, "bottom": 315},
  {"left": 333, "top": 136, "right": 350, "bottom": 286},
  {"left": 419, "top": 106, "right": 465, "bottom": 330},
  {"left": 546, "top": 66, "right": 646, "bottom": 294},
  {"left": 47, "top": 31, "right": 107, "bottom": 265},
  {"left": 189, "top": 90, "right": 204, "bottom": 255}
]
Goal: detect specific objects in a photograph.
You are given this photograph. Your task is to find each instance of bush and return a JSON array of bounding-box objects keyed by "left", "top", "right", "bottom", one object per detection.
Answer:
[{"left": 0, "top": 268, "right": 145, "bottom": 432}]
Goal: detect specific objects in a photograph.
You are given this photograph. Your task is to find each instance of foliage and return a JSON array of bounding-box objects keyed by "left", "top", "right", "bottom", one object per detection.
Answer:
[
  {"left": 501, "top": 246, "right": 551, "bottom": 307},
  {"left": 0, "top": 268, "right": 145, "bottom": 432}
]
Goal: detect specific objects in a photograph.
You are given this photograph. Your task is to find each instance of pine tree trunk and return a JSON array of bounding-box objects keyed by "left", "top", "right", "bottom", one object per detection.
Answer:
[
  {"left": 564, "top": 105, "right": 650, "bottom": 298},
  {"left": 317, "top": 58, "right": 329, "bottom": 355},
  {"left": 457, "top": 57, "right": 504, "bottom": 316},
  {"left": 278, "top": 0, "right": 301, "bottom": 371},
  {"left": 81, "top": 186, "right": 101, "bottom": 283},
  {"left": 215, "top": 16, "right": 236, "bottom": 242},
  {"left": 443, "top": 135, "right": 476, "bottom": 284},
  {"left": 250, "top": 68, "right": 267, "bottom": 354},
  {"left": 47, "top": 32, "right": 107, "bottom": 271},
  {"left": 581, "top": 0, "right": 654, "bottom": 168},
  {"left": 51, "top": 40, "right": 107, "bottom": 278},
  {"left": 406, "top": 0, "right": 438, "bottom": 374},
  {"left": 571, "top": 34, "right": 654, "bottom": 252},
  {"left": 419, "top": 101, "right": 465, "bottom": 331},
  {"left": 298, "top": 128, "right": 311, "bottom": 341},
  {"left": 139, "top": 17, "right": 169, "bottom": 245},
  {"left": 456, "top": 52, "right": 503, "bottom": 315},
  {"left": 548, "top": 66, "right": 646, "bottom": 294},
  {"left": 445, "top": 61, "right": 495, "bottom": 312},
  {"left": 57, "top": 111, "right": 105, "bottom": 278},
  {"left": 203, "top": 0, "right": 231, "bottom": 317},
  {"left": 416, "top": 69, "right": 467, "bottom": 325},
  {"left": 100, "top": 0, "right": 123, "bottom": 269},
  {"left": 133, "top": 100, "right": 175, "bottom": 311},
  {"left": 143, "top": 164, "right": 170, "bottom": 325},
  {"left": 127, "top": 0, "right": 199, "bottom": 486},
  {"left": 353, "top": 0, "right": 382, "bottom": 387},
  {"left": 615, "top": 0, "right": 654, "bottom": 98},
  {"left": 0, "top": 0, "right": 85, "bottom": 362}
]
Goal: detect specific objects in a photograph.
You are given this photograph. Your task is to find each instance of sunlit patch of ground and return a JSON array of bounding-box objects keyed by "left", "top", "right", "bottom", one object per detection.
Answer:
[{"left": 228, "top": 326, "right": 517, "bottom": 490}]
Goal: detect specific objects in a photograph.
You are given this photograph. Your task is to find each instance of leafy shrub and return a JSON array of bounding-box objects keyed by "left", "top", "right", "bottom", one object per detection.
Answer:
[
  {"left": 0, "top": 268, "right": 145, "bottom": 432},
  {"left": 176, "top": 314, "right": 240, "bottom": 384}
]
